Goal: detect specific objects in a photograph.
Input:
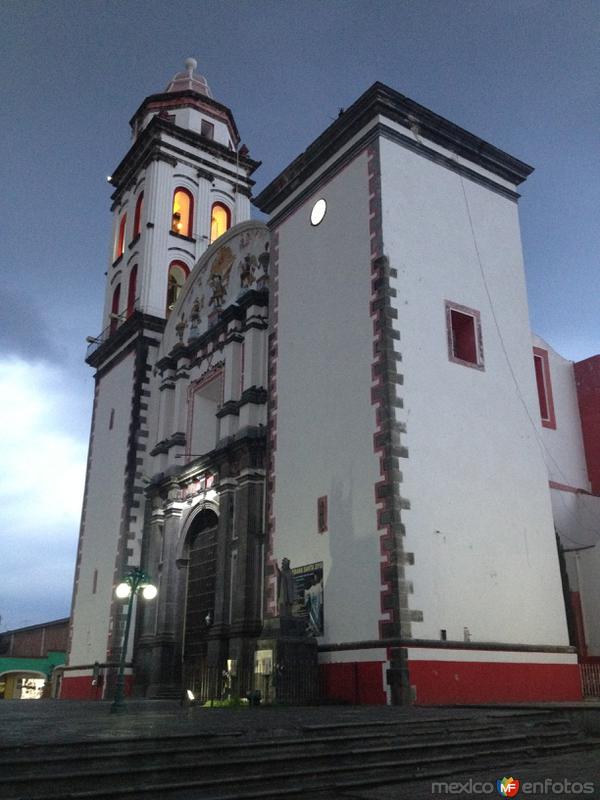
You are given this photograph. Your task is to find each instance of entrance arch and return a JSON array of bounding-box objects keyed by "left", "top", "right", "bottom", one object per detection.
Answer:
[{"left": 181, "top": 508, "right": 219, "bottom": 670}]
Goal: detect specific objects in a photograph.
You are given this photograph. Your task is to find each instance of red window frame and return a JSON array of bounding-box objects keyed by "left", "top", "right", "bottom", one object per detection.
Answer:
[
  {"left": 133, "top": 193, "right": 144, "bottom": 240},
  {"left": 110, "top": 284, "right": 121, "bottom": 334},
  {"left": 166, "top": 260, "right": 190, "bottom": 316},
  {"left": 533, "top": 347, "right": 556, "bottom": 429},
  {"left": 127, "top": 264, "right": 138, "bottom": 318},
  {"left": 210, "top": 202, "right": 231, "bottom": 244},
  {"left": 171, "top": 187, "right": 194, "bottom": 238},
  {"left": 445, "top": 301, "right": 484, "bottom": 370},
  {"left": 115, "top": 214, "right": 127, "bottom": 261}
]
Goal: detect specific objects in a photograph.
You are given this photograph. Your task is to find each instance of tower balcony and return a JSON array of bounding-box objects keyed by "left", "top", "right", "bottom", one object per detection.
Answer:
[{"left": 85, "top": 300, "right": 165, "bottom": 367}]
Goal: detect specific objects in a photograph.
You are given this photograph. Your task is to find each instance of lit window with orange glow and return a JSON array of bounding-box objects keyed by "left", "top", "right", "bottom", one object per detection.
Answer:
[
  {"left": 210, "top": 202, "right": 231, "bottom": 244},
  {"left": 171, "top": 188, "right": 194, "bottom": 237},
  {"left": 133, "top": 193, "right": 143, "bottom": 240},
  {"left": 115, "top": 214, "right": 127, "bottom": 261},
  {"left": 166, "top": 260, "right": 190, "bottom": 316}
]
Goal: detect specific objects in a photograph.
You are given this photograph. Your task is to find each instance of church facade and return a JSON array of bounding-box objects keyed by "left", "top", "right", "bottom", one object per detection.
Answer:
[{"left": 62, "top": 61, "right": 599, "bottom": 704}]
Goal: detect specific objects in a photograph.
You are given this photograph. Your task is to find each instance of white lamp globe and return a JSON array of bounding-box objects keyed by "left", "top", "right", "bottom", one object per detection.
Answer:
[
  {"left": 115, "top": 582, "right": 131, "bottom": 599},
  {"left": 142, "top": 584, "right": 158, "bottom": 600}
]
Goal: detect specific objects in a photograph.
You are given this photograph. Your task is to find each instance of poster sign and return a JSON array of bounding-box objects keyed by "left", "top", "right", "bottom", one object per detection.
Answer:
[{"left": 292, "top": 562, "right": 324, "bottom": 635}]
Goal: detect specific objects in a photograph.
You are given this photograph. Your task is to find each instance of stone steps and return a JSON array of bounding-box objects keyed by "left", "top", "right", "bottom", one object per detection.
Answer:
[{"left": 1, "top": 710, "right": 596, "bottom": 800}]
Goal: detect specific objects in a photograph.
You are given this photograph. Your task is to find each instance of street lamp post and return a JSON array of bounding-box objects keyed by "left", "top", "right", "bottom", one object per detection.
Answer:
[{"left": 111, "top": 568, "right": 157, "bottom": 714}]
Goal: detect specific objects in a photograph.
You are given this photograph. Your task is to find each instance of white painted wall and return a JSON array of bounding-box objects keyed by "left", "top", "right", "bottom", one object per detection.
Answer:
[
  {"left": 380, "top": 135, "right": 570, "bottom": 647},
  {"left": 69, "top": 351, "right": 135, "bottom": 665},
  {"left": 272, "top": 150, "right": 384, "bottom": 646}
]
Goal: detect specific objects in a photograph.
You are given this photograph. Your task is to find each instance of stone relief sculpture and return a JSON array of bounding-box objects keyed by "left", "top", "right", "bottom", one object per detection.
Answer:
[
  {"left": 239, "top": 254, "right": 257, "bottom": 289},
  {"left": 210, "top": 245, "right": 235, "bottom": 283},
  {"left": 208, "top": 274, "right": 226, "bottom": 308},
  {"left": 189, "top": 296, "right": 204, "bottom": 338},
  {"left": 258, "top": 241, "right": 270, "bottom": 276},
  {"left": 164, "top": 225, "right": 270, "bottom": 354},
  {"left": 175, "top": 313, "right": 187, "bottom": 343}
]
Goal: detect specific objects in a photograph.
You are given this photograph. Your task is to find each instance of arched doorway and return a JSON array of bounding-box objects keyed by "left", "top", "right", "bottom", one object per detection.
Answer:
[{"left": 182, "top": 508, "right": 219, "bottom": 697}]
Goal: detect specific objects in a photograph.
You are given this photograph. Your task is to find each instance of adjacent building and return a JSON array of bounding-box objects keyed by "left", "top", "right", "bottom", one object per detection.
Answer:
[{"left": 0, "top": 619, "right": 68, "bottom": 699}]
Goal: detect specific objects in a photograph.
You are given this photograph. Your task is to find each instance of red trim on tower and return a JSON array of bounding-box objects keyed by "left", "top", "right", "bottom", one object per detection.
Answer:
[
  {"left": 110, "top": 284, "right": 121, "bottom": 334},
  {"left": 133, "top": 193, "right": 144, "bottom": 240},
  {"left": 127, "top": 265, "right": 137, "bottom": 318}
]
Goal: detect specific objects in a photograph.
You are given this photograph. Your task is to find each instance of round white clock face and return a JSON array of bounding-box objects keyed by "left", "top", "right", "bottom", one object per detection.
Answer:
[{"left": 310, "top": 198, "right": 327, "bottom": 226}]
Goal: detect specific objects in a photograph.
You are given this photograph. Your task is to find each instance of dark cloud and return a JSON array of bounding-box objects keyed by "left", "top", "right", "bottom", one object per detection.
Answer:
[{"left": 0, "top": 290, "right": 63, "bottom": 362}]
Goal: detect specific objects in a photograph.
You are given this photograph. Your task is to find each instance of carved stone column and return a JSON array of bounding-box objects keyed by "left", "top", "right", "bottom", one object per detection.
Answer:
[{"left": 146, "top": 483, "right": 186, "bottom": 697}]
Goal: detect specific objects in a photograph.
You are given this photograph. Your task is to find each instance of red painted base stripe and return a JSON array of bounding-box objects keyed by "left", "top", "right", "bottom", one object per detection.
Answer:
[
  {"left": 320, "top": 662, "right": 386, "bottom": 705},
  {"left": 409, "top": 660, "right": 582, "bottom": 704},
  {"left": 60, "top": 674, "right": 133, "bottom": 700}
]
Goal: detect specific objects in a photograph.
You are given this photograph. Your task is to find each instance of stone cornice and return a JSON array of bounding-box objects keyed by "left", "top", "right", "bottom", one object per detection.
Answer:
[
  {"left": 254, "top": 81, "right": 533, "bottom": 214},
  {"left": 86, "top": 312, "right": 165, "bottom": 372},
  {"left": 110, "top": 116, "right": 260, "bottom": 203},
  {"left": 150, "top": 431, "right": 186, "bottom": 457},
  {"left": 155, "top": 288, "right": 268, "bottom": 372},
  {"left": 129, "top": 89, "right": 241, "bottom": 142}
]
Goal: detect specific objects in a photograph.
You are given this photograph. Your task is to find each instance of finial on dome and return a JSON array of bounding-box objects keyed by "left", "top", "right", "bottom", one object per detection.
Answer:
[
  {"left": 165, "top": 59, "right": 212, "bottom": 98},
  {"left": 184, "top": 57, "right": 197, "bottom": 76}
]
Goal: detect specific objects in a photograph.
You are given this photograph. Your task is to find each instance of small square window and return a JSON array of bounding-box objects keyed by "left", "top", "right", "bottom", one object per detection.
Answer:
[
  {"left": 201, "top": 120, "right": 214, "bottom": 140},
  {"left": 446, "top": 301, "right": 484, "bottom": 370},
  {"left": 533, "top": 347, "right": 556, "bottom": 429}
]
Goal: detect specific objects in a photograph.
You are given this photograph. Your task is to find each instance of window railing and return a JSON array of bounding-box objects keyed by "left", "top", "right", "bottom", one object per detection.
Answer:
[{"left": 85, "top": 298, "right": 141, "bottom": 358}]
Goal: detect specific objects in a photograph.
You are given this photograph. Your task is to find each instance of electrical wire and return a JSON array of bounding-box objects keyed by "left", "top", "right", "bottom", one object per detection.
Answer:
[{"left": 455, "top": 160, "right": 600, "bottom": 546}]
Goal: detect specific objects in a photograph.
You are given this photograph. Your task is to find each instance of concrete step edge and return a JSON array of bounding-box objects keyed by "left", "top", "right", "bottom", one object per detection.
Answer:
[{"left": 12, "top": 741, "right": 596, "bottom": 800}]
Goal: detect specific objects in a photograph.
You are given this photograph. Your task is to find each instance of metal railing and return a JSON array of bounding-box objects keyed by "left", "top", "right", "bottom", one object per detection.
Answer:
[
  {"left": 580, "top": 663, "right": 600, "bottom": 698},
  {"left": 86, "top": 299, "right": 141, "bottom": 358},
  {"left": 182, "top": 662, "right": 321, "bottom": 706}
]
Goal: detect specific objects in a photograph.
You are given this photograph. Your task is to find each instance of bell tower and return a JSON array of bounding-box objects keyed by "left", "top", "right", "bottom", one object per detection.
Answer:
[{"left": 63, "top": 61, "right": 259, "bottom": 698}]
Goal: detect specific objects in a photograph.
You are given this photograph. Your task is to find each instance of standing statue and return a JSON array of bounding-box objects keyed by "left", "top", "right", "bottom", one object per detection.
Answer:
[
  {"left": 277, "top": 557, "right": 297, "bottom": 618},
  {"left": 189, "top": 296, "right": 204, "bottom": 338},
  {"left": 175, "top": 313, "right": 186, "bottom": 343},
  {"left": 239, "top": 254, "right": 257, "bottom": 289},
  {"left": 258, "top": 241, "right": 270, "bottom": 277},
  {"left": 209, "top": 273, "right": 226, "bottom": 308}
]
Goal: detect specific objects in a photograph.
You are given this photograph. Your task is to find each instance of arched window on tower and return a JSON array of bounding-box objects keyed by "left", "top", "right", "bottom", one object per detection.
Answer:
[
  {"left": 171, "top": 188, "right": 194, "bottom": 237},
  {"left": 210, "top": 202, "right": 231, "bottom": 244},
  {"left": 115, "top": 214, "right": 127, "bottom": 261},
  {"left": 110, "top": 284, "right": 121, "bottom": 334},
  {"left": 132, "top": 193, "right": 144, "bottom": 240},
  {"left": 166, "top": 260, "right": 190, "bottom": 317},
  {"left": 127, "top": 265, "right": 138, "bottom": 318}
]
